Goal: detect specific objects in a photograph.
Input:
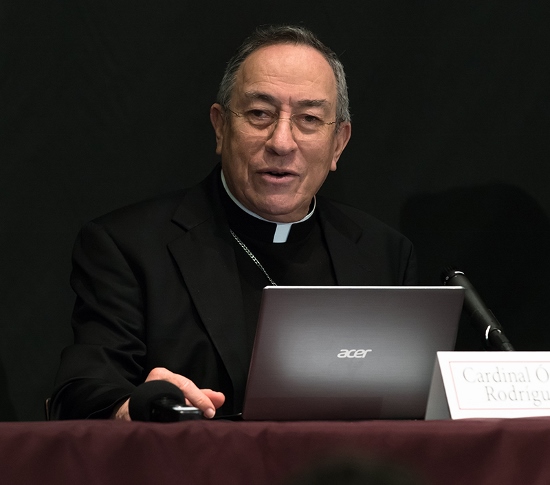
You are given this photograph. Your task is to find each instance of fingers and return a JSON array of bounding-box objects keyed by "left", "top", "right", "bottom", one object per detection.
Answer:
[
  {"left": 201, "top": 389, "right": 226, "bottom": 409},
  {"left": 145, "top": 367, "right": 225, "bottom": 419},
  {"left": 112, "top": 398, "right": 131, "bottom": 420}
]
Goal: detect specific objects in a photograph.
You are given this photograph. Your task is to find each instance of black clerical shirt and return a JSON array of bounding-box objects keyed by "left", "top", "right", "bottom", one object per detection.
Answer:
[{"left": 220, "top": 185, "right": 336, "bottom": 355}]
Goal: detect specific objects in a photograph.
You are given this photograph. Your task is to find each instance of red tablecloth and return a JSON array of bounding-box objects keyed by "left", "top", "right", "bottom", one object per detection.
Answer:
[{"left": 1, "top": 418, "right": 549, "bottom": 485}]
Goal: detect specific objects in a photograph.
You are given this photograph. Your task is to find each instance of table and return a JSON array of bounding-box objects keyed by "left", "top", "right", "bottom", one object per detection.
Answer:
[{"left": 2, "top": 418, "right": 550, "bottom": 485}]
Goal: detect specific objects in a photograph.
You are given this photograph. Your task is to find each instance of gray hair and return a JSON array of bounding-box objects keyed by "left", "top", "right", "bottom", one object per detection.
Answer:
[{"left": 216, "top": 25, "right": 351, "bottom": 124}]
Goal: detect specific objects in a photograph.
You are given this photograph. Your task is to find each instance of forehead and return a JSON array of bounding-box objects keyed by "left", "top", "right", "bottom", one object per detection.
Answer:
[{"left": 234, "top": 44, "right": 337, "bottom": 105}]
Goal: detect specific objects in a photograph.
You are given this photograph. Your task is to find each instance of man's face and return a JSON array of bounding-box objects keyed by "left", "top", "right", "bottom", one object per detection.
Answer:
[{"left": 210, "top": 44, "right": 351, "bottom": 223}]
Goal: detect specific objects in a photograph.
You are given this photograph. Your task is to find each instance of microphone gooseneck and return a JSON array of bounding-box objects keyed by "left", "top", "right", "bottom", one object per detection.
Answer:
[{"left": 441, "top": 267, "right": 514, "bottom": 351}]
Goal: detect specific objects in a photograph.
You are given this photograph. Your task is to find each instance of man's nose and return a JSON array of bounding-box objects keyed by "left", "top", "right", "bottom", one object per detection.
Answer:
[{"left": 265, "top": 118, "right": 298, "bottom": 155}]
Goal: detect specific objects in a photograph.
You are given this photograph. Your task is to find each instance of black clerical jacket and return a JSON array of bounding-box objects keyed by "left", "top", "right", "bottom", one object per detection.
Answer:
[{"left": 51, "top": 166, "right": 417, "bottom": 419}]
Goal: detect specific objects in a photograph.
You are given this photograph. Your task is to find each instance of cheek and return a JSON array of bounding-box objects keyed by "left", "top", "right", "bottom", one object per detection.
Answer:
[
  {"left": 301, "top": 146, "right": 337, "bottom": 189},
  {"left": 305, "top": 143, "right": 337, "bottom": 172},
  {"left": 222, "top": 136, "right": 263, "bottom": 187},
  {"left": 226, "top": 131, "right": 265, "bottom": 160}
]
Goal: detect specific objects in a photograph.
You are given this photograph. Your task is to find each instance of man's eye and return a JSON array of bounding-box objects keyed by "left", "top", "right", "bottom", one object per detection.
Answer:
[
  {"left": 247, "top": 110, "right": 273, "bottom": 120},
  {"left": 296, "top": 114, "right": 322, "bottom": 126}
]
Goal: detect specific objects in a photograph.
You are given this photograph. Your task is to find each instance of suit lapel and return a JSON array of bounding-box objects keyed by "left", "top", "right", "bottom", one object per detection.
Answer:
[
  {"left": 318, "top": 199, "right": 374, "bottom": 286},
  {"left": 167, "top": 172, "right": 249, "bottom": 398}
]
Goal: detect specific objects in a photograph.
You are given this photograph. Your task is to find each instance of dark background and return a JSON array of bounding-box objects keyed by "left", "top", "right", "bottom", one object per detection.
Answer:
[{"left": 1, "top": 0, "right": 549, "bottom": 421}]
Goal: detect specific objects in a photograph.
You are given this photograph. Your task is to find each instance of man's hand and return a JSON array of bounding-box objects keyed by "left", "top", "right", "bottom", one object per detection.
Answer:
[{"left": 113, "top": 367, "right": 226, "bottom": 421}]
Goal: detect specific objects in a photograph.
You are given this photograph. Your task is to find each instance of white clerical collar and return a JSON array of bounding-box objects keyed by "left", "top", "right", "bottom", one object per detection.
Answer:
[{"left": 221, "top": 170, "right": 316, "bottom": 243}]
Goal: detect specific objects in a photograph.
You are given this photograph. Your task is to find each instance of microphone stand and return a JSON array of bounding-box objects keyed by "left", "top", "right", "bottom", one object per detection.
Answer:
[{"left": 442, "top": 268, "right": 515, "bottom": 351}]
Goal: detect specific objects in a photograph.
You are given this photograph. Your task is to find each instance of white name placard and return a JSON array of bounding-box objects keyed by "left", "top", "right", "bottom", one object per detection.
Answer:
[{"left": 425, "top": 351, "right": 550, "bottom": 420}]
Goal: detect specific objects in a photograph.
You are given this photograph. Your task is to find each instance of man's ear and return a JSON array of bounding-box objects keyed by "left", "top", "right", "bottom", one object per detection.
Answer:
[
  {"left": 330, "top": 121, "right": 351, "bottom": 171},
  {"left": 210, "top": 103, "right": 226, "bottom": 155}
]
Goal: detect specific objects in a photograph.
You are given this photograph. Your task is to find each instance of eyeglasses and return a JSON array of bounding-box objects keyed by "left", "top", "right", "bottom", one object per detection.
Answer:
[{"left": 225, "top": 107, "right": 338, "bottom": 141}]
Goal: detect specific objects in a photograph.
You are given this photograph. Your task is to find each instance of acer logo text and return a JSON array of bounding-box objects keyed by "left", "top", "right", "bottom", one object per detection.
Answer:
[{"left": 337, "top": 349, "right": 372, "bottom": 359}]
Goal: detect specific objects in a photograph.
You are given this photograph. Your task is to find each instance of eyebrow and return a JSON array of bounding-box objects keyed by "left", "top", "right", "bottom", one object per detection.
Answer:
[{"left": 243, "top": 91, "right": 330, "bottom": 109}]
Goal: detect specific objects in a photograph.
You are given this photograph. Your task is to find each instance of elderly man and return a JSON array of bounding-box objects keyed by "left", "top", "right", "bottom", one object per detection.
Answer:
[{"left": 51, "top": 25, "right": 416, "bottom": 420}]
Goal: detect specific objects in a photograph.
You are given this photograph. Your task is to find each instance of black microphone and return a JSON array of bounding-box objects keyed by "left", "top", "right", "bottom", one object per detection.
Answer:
[
  {"left": 128, "top": 380, "right": 202, "bottom": 422},
  {"left": 441, "top": 267, "right": 514, "bottom": 351}
]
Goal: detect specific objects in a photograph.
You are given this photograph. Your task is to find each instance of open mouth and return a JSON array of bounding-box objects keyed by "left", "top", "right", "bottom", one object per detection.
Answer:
[{"left": 263, "top": 170, "right": 296, "bottom": 178}]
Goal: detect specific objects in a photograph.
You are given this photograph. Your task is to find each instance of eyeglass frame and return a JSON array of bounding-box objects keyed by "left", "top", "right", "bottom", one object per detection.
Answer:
[{"left": 223, "top": 106, "right": 340, "bottom": 139}]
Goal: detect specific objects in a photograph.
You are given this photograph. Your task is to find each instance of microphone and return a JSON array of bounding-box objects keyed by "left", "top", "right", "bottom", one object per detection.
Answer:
[
  {"left": 441, "top": 267, "right": 514, "bottom": 351},
  {"left": 128, "top": 380, "right": 202, "bottom": 422}
]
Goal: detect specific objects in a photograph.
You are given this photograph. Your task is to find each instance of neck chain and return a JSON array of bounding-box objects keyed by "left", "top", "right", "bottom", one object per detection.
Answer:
[{"left": 230, "top": 229, "right": 277, "bottom": 286}]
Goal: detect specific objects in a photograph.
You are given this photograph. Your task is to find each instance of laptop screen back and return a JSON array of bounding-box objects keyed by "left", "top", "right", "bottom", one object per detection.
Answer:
[{"left": 242, "top": 286, "right": 464, "bottom": 420}]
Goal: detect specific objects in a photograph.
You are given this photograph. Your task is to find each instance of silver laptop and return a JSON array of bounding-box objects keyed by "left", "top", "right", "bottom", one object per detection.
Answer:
[{"left": 242, "top": 286, "right": 464, "bottom": 420}]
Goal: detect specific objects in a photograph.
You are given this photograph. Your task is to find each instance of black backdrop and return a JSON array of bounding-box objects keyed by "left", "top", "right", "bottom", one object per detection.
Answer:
[{"left": 1, "top": 0, "right": 549, "bottom": 421}]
